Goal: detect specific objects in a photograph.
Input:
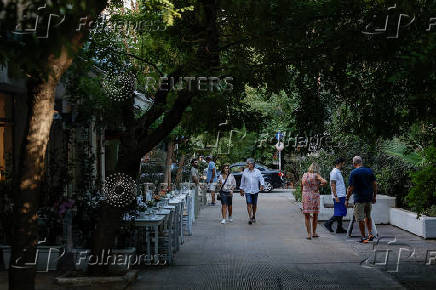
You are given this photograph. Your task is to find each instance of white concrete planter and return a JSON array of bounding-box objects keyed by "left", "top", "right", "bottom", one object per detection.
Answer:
[
  {"left": 37, "top": 245, "right": 63, "bottom": 271},
  {"left": 0, "top": 245, "right": 11, "bottom": 270},
  {"left": 109, "top": 247, "right": 136, "bottom": 271},
  {"left": 72, "top": 249, "right": 91, "bottom": 272},
  {"left": 288, "top": 189, "right": 296, "bottom": 201},
  {"left": 77, "top": 247, "right": 137, "bottom": 272},
  {"left": 318, "top": 194, "right": 395, "bottom": 224},
  {"left": 390, "top": 208, "right": 436, "bottom": 239}
]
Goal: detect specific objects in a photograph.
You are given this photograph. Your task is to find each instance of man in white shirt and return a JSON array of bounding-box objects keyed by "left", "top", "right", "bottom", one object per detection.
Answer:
[
  {"left": 324, "top": 158, "right": 347, "bottom": 233},
  {"left": 240, "top": 158, "right": 265, "bottom": 225}
]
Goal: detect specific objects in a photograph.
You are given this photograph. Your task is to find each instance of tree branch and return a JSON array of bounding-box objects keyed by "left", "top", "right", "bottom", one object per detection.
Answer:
[{"left": 138, "top": 92, "right": 193, "bottom": 153}]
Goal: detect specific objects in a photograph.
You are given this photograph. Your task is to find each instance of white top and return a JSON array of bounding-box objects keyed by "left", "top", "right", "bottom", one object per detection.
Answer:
[
  {"left": 240, "top": 168, "right": 265, "bottom": 194},
  {"left": 218, "top": 174, "right": 237, "bottom": 192},
  {"left": 330, "top": 168, "right": 346, "bottom": 198},
  {"left": 190, "top": 167, "right": 198, "bottom": 182}
]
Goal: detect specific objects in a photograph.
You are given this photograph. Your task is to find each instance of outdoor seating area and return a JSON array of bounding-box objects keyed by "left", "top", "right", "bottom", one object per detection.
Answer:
[{"left": 120, "top": 182, "right": 207, "bottom": 266}]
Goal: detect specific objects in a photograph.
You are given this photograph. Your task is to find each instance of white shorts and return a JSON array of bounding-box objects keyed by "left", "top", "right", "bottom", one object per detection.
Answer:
[{"left": 208, "top": 183, "right": 216, "bottom": 192}]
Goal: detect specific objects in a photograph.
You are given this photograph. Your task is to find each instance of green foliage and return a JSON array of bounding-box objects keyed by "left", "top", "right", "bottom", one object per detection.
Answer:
[
  {"left": 0, "top": 0, "right": 108, "bottom": 77},
  {"left": 406, "top": 146, "right": 436, "bottom": 216},
  {"left": 424, "top": 205, "right": 436, "bottom": 218},
  {"left": 293, "top": 182, "right": 302, "bottom": 202},
  {"left": 382, "top": 138, "right": 422, "bottom": 166}
]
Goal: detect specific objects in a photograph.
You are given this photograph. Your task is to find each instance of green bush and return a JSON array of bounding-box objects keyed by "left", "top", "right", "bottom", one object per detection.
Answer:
[
  {"left": 405, "top": 146, "right": 436, "bottom": 216},
  {"left": 424, "top": 205, "right": 436, "bottom": 217},
  {"left": 294, "top": 182, "right": 302, "bottom": 202},
  {"left": 374, "top": 155, "right": 414, "bottom": 208}
]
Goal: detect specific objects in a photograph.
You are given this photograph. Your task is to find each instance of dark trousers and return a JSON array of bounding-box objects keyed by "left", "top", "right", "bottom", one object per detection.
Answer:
[{"left": 325, "top": 215, "right": 345, "bottom": 231}]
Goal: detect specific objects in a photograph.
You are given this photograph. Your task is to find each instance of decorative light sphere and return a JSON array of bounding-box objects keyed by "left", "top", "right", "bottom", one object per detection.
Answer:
[
  {"left": 102, "top": 73, "right": 136, "bottom": 102},
  {"left": 102, "top": 173, "right": 137, "bottom": 208}
]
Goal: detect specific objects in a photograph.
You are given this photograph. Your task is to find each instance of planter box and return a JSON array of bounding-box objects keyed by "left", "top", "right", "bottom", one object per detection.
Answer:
[
  {"left": 390, "top": 208, "right": 436, "bottom": 239},
  {"left": 37, "top": 245, "right": 63, "bottom": 271},
  {"left": 0, "top": 245, "right": 11, "bottom": 270},
  {"left": 74, "top": 248, "right": 136, "bottom": 272},
  {"left": 110, "top": 248, "right": 136, "bottom": 272},
  {"left": 288, "top": 189, "right": 296, "bottom": 201},
  {"left": 73, "top": 249, "right": 91, "bottom": 272},
  {"left": 0, "top": 245, "right": 62, "bottom": 271},
  {"left": 317, "top": 195, "right": 396, "bottom": 224}
]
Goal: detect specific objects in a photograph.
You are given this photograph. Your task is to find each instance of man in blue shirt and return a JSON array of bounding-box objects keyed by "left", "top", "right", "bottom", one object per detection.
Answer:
[
  {"left": 346, "top": 156, "right": 378, "bottom": 243},
  {"left": 206, "top": 156, "right": 217, "bottom": 205}
]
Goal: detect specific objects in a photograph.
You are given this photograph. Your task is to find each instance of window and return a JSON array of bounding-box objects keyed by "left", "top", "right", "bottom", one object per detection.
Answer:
[
  {"left": 231, "top": 166, "right": 245, "bottom": 173},
  {"left": 0, "top": 93, "right": 13, "bottom": 180}
]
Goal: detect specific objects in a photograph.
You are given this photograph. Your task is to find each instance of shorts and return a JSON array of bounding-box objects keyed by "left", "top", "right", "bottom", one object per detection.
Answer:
[
  {"left": 208, "top": 183, "right": 216, "bottom": 192},
  {"left": 245, "top": 192, "right": 259, "bottom": 205},
  {"left": 333, "top": 197, "right": 347, "bottom": 217},
  {"left": 220, "top": 193, "right": 233, "bottom": 206},
  {"left": 354, "top": 202, "right": 372, "bottom": 222}
]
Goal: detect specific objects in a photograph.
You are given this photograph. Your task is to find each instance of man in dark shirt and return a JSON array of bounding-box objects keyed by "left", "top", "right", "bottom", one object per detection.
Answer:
[{"left": 346, "top": 156, "right": 377, "bottom": 243}]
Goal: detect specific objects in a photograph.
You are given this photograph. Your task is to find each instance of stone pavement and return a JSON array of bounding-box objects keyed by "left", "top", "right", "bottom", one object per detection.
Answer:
[
  {"left": 131, "top": 190, "right": 416, "bottom": 289},
  {"left": 1, "top": 189, "right": 435, "bottom": 289}
]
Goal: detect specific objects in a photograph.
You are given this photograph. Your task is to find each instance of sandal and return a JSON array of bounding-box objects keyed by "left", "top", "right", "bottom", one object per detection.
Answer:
[
  {"left": 359, "top": 237, "right": 369, "bottom": 243},
  {"left": 306, "top": 237, "right": 312, "bottom": 240},
  {"left": 368, "top": 234, "right": 375, "bottom": 241},
  {"left": 312, "top": 234, "right": 319, "bottom": 238}
]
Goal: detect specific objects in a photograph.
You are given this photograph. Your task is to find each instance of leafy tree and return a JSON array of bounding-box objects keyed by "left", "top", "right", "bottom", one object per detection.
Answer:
[{"left": 1, "top": 1, "right": 109, "bottom": 289}]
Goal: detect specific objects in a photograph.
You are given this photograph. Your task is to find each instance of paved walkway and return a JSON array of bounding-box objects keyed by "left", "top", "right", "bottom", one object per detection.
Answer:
[
  {"left": 132, "top": 190, "right": 408, "bottom": 289},
  {"left": 1, "top": 190, "right": 435, "bottom": 289}
]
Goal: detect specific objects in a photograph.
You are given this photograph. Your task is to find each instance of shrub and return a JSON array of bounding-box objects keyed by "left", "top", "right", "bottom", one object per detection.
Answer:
[
  {"left": 374, "top": 156, "right": 414, "bottom": 208},
  {"left": 294, "top": 182, "right": 302, "bottom": 202},
  {"left": 424, "top": 205, "right": 436, "bottom": 217},
  {"left": 405, "top": 146, "right": 436, "bottom": 216}
]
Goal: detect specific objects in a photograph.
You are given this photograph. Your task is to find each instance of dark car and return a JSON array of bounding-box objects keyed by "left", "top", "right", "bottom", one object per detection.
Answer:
[{"left": 229, "top": 162, "right": 284, "bottom": 193}]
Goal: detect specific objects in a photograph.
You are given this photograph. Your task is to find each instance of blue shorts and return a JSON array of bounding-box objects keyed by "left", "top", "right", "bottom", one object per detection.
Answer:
[
  {"left": 220, "top": 193, "right": 233, "bottom": 206},
  {"left": 245, "top": 192, "right": 259, "bottom": 205}
]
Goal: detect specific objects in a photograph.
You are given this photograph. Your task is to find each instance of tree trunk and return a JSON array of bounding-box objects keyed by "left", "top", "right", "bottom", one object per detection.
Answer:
[
  {"left": 163, "top": 139, "right": 175, "bottom": 186},
  {"left": 9, "top": 46, "right": 74, "bottom": 290},
  {"left": 175, "top": 154, "right": 186, "bottom": 186}
]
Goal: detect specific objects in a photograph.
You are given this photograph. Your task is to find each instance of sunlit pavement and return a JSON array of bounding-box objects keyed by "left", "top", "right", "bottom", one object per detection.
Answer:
[{"left": 132, "top": 189, "right": 408, "bottom": 289}]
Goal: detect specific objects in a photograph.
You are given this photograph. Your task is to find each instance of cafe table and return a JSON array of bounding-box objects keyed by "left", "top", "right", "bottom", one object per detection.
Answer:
[
  {"left": 130, "top": 214, "right": 165, "bottom": 264},
  {"left": 168, "top": 196, "right": 185, "bottom": 248}
]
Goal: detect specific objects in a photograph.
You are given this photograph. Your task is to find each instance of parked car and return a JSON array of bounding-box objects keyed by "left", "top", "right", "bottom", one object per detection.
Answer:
[{"left": 229, "top": 162, "right": 284, "bottom": 192}]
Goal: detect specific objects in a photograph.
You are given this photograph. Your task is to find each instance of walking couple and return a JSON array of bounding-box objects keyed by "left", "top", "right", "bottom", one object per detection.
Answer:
[{"left": 214, "top": 158, "right": 265, "bottom": 225}]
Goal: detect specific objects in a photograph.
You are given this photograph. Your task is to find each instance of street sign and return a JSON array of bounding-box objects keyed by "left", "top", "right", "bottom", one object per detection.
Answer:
[{"left": 275, "top": 142, "right": 284, "bottom": 152}]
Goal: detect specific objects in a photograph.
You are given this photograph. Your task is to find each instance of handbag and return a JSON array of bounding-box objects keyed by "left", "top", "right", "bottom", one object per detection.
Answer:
[{"left": 217, "top": 175, "right": 230, "bottom": 201}]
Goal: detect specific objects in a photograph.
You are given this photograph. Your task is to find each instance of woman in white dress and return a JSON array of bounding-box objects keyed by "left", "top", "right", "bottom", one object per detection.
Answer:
[{"left": 218, "top": 164, "right": 237, "bottom": 224}]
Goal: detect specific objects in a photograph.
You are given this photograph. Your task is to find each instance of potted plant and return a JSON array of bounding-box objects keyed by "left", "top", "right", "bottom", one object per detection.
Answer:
[{"left": 36, "top": 197, "right": 74, "bottom": 271}]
